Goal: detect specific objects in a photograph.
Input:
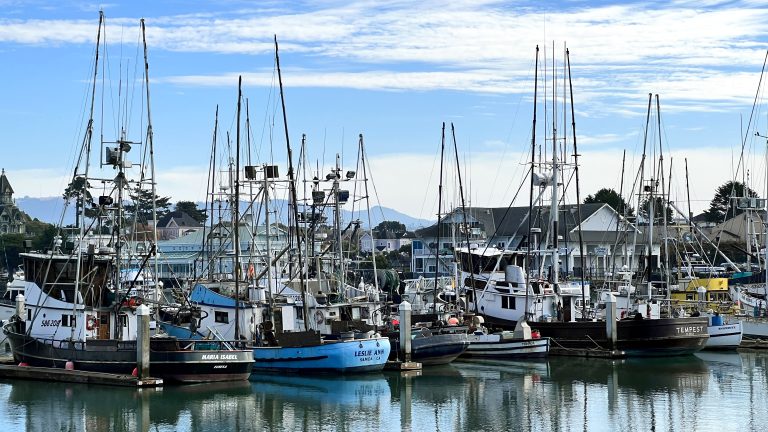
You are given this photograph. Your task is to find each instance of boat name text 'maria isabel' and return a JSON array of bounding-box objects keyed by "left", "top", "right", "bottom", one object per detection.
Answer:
[{"left": 201, "top": 354, "right": 241, "bottom": 360}]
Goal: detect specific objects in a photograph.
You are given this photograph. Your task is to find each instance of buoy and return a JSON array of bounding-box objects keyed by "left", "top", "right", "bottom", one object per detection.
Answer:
[
  {"left": 447, "top": 317, "right": 459, "bottom": 325},
  {"left": 18, "top": 362, "right": 28, "bottom": 367},
  {"left": 65, "top": 361, "right": 75, "bottom": 370},
  {"left": 132, "top": 367, "right": 138, "bottom": 377}
]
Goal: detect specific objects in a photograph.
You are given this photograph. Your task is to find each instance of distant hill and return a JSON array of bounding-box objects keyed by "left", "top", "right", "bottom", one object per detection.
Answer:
[
  {"left": 15, "top": 196, "right": 433, "bottom": 230},
  {"left": 16, "top": 196, "right": 73, "bottom": 223}
]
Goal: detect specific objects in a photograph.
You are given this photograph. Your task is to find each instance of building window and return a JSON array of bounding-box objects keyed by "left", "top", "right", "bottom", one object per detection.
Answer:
[
  {"left": 415, "top": 258, "right": 423, "bottom": 272},
  {"left": 443, "top": 242, "right": 452, "bottom": 250},
  {"left": 413, "top": 240, "right": 423, "bottom": 250},
  {"left": 501, "top": 296, "right": 516, "bottom": 309},
  {"left": 428, "top": 265, "right": 436, "bottom": 273},
  {"left": 215, "top": 311, "right": 229, "bottom": 323}
]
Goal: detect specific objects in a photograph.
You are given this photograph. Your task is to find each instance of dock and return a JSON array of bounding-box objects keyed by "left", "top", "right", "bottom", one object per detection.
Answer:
[{"left": 0, "top": 364, "right": 163, "bottom": 387}]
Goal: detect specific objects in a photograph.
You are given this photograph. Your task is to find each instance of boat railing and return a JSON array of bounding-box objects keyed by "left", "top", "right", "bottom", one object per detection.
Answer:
[
  {"left": 656, "top": 298, "right": 740, "bottom": 315},
  {"left": 402, "top": 276, "right": 455, "bottom": 293}
]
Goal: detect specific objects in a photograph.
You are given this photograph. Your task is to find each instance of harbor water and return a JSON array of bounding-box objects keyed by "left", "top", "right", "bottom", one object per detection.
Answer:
[{"left": 1, "top": 351, "right": 767, "bottom": 431}]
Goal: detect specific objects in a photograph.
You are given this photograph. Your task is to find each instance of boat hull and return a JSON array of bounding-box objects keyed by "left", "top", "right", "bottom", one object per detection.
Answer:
[
  {"left": 704, "top": 322, "right": 742, "bottom": 350},
  {"left": 410, "top": 333, "right": 469, "bottom": 365},
  {"left": 252, "top": 337, "right": 390, "bottom": 373},
  {"left": 3, "top": 328, "right": 253, "bottom": 383},
  {"left": 462, "top": 334, "right": 550, "bottom": 359},
  {"left": 531, "top": 317, "right": 709, "bottom": 356}
]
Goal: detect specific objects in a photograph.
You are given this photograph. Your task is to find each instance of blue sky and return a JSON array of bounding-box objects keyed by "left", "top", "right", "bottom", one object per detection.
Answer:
[{"left": 3, "top": 0, "right": 768, "bottom": 222}]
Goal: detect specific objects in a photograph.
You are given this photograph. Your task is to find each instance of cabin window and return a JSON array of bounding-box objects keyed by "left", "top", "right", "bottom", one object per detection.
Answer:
[
  {"left": 501, "top": 296, "right": 516, "bottom": 310},
  {"left": 215, "top": 311, "right": 229, "bottom": 324},
  {"left": 119, "top": 314, "right": 128, "bottom": 328},
  {"left": 27, "top": 309, "right": 32, "bottom": 321},
  {"left": 61, "top": 314, "right": 76, "bottom": 327},
  {"left": 466, "top": 290, "right": 474, "bottom": 303}
]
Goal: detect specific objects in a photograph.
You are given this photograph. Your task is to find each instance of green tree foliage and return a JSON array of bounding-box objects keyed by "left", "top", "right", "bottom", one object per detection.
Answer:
[
  {"left": 359, "top": 253, "right": 391, "bottom": 270},
  {"left": 704, "top": 181, "right": 759, "bottom": 222},
  {"left": 62, "top": 176, "right": 99, "bottom": 221},
  {"left": 583, "top": 188, "right": 634, "bottom": 216},
  {"left": 372, "top": 221, "right": 406, "bottom": 238},
  {"left": 175, "top": 201, "right": 207, "bottom": 223},
  {"left": 0, "top": 219, "right": 57, "bottom": 271},
  {"left": 124, "top": 188, "right": 171, "bottom": 223},
  {"left": 639, "top": 196, "right": 673, "bottom": 222}
]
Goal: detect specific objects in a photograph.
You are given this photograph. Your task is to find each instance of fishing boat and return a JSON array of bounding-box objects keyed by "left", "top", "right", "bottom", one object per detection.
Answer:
[
  {"left": 2, "top": 14, "right": 253, "bottom": 383},
  {"left": 385, "top": 325, "right": 468, "bottom": 366},
  {"left": 161, "top": 40, "right": 391, "bottom": 374},
  {"left": 462, "top": 317, "right": 549, "bottom": 359},
  {"left": 463, "top": 48, "right": 708, "bottom": 356}
]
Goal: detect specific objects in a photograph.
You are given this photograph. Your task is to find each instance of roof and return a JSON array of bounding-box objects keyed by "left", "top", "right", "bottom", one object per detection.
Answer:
[
  {"left": 156, "top": 211, "right": 202, "bottom": 228},
  {"left": 0, "top": 169, "right": 13, "bottom": 194},
  {"left": 415, "top": 204, "right": 608, "bottom": 240}
]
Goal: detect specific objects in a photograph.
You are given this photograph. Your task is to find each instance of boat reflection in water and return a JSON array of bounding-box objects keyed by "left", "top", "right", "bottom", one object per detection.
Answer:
[
  {"left": 2, "top": 352, "right": 768, "bottom": 431},
  {"left": 5, "top": 380, "right": 253, "bottom": 432}
]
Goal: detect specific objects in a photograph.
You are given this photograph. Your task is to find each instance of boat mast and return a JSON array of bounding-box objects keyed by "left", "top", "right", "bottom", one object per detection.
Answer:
[
  {"left": 358, "top": 134, "right": 379, "bottom": 294},
  {"left": 274, "top": 35, "right": 308, "bottom": 331},
  {"left": 201, "top": 106, "right": 219, "bottom": 281},
  {"left": 526, "top": 45, "right": 540, "bottom": 320},
  {"left": 333, "top": 154, "right": 345, "bottom": 294},
  {"left": 637, "top": 93, "right": 652, "bottom": 300},
  {"left": 450, "top": 123, "right": 474, "bottom": 316},
  {"left": 71, "top": 11, "right": 104, "bottom": 341},
  {"left": 656, "top": 95, "right": 672, "bottom": 311},
  {"left": 263, "top": 162, "right": 275, "bottom": 319},
  {"left": 234, "top": 76, "right": 242, "bottom": 341},
  {"left": 140, "top": 18, "right": 160, "bottom": 315},
  {"left": 566, "top": 48, "right": 587, "bottom": 319},
  {"left": 550, "top": 48, "right": 560, "bottom": 296},
  {"left": 434, "top": 123, "right": 446, "bottom": 314}
]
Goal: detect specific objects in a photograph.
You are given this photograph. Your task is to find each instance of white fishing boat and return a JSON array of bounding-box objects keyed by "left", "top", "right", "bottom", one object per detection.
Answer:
[
  {"left": 462, "top": 318, "right": 549, "bottom": 359},
  {"left": 2, "top": 13, "right": 253, "bottom": 383}
]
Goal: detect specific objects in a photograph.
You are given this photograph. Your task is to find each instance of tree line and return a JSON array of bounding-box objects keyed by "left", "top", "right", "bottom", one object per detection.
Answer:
[{"left": 583, "top": 180, "right": 758, "bottom": 223}]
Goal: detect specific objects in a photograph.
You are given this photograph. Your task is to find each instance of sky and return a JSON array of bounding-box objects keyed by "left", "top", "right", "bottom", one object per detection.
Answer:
[{"left": 3, "top": 0, "right": 768, "bottom": 225}]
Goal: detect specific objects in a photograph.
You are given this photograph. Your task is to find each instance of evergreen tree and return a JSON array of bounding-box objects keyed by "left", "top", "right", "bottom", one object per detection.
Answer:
[
  {"left": 174, "top": 201, "right": 207, "bottom": 223},
  {"left": 124, "top": 188, "right": 171, "bottom": 223},
  {"left": 583, "top": 188, "right": 634, "bottom": 216},
  {"left": 704, "top": 181, "right": 759, "bottom": 222}
]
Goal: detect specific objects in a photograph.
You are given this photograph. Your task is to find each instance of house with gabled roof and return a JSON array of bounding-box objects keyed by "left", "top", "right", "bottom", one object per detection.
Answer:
[
  {"left": 0, "top": 169, "right": 30, "bottom": 235},
  {"left": 411, "top": 203, "right": 647, "bottom": 279},
  {"left": 156, "top": 211, "right": 203, "bottom": 240}
]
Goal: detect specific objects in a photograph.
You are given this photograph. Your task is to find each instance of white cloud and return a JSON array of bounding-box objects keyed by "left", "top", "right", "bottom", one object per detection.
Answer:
[{"left": 3, "top": 1, "right": 768, "bottom": 113}]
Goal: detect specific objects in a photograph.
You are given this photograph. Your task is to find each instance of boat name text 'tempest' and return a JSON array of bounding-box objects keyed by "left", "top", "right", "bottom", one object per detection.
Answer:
[{"left": 675, "top": 326, "right": 704, "bottom": 334}]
